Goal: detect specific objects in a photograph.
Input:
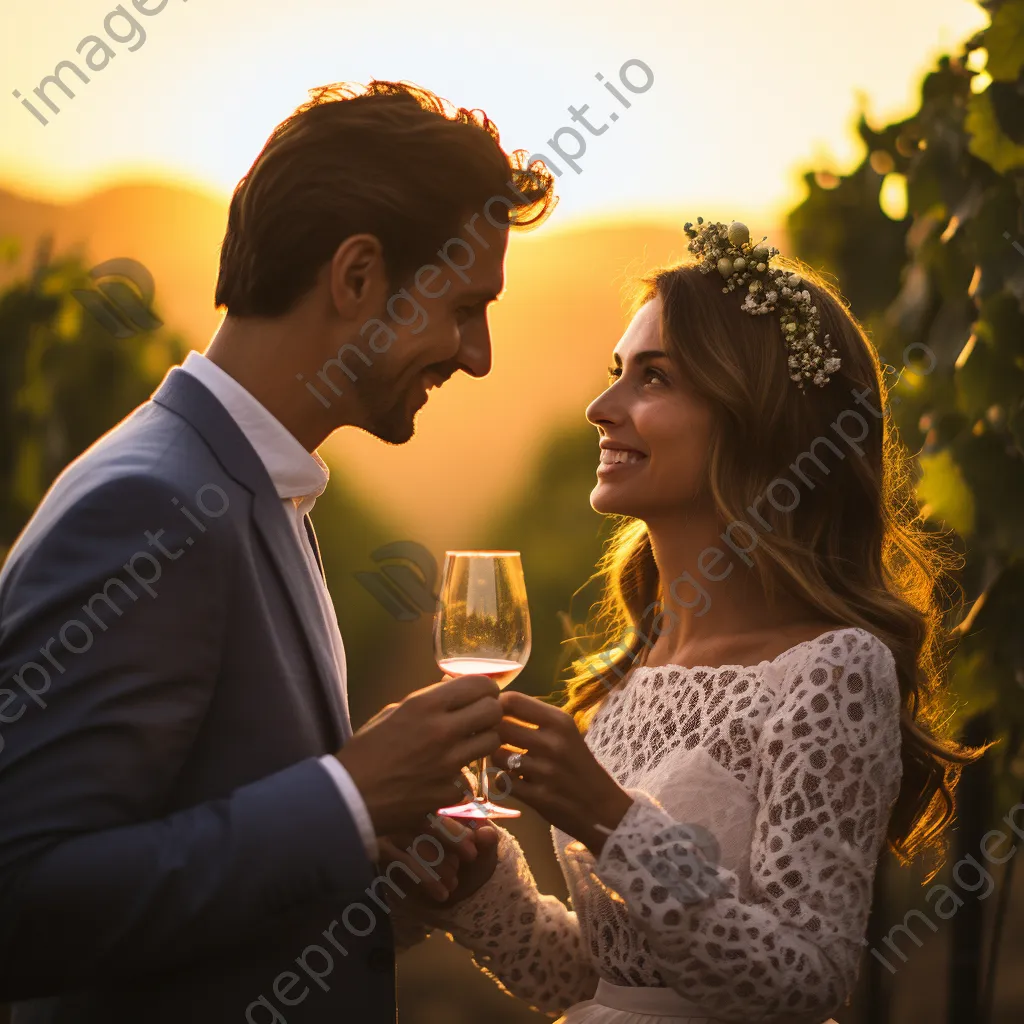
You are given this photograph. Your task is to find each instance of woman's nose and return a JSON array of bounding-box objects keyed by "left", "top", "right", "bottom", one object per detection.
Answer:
[{"left": 586, "top": 385, "right": 620, "bottom": 427}]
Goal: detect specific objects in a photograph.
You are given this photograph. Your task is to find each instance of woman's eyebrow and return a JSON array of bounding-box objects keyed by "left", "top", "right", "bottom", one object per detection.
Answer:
[{"left": 612, "top": 349, "right": 670, "bottom": 365}]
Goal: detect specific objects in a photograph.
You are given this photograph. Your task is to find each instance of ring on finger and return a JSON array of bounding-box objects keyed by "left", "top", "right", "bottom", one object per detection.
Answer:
[{"left": 506, "top": 751, "right": 524, "bottom": 773}]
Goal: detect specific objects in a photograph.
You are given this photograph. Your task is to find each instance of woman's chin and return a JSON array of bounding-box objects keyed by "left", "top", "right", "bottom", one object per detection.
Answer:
[{"left": 590, "top": 483, "right": 639, "bottom": 517}]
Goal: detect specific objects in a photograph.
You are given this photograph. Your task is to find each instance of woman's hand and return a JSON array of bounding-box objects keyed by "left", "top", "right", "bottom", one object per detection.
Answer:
[{"left": 492, "top": 691, "right": 634, "bottom": 855}]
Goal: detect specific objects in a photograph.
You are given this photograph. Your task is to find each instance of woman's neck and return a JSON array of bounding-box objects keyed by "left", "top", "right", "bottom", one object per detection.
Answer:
[{"left": 642, "top": 513, "right": 831, "bottom": 667}]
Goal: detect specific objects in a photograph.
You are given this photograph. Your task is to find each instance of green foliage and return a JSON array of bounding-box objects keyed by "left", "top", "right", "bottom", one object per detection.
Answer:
[
  {"left": 787, "top": 2, "right": 1024, "bottom": 777},
  {"left": 0, "top": 238, "right": 188, "bottom": 559},
  {"left": 984, "top": 1, "right": 1024, "bottom": 80}
]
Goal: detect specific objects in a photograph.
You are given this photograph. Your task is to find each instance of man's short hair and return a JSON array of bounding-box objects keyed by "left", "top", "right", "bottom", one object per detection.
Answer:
[{"left": 215, "top": 80, "right": 556, "bottom": 317}]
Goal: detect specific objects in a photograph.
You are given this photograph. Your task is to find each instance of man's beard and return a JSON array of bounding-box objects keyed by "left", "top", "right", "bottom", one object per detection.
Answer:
[{"left": 357, "top": 373, "right": 418, "bottom": 445}]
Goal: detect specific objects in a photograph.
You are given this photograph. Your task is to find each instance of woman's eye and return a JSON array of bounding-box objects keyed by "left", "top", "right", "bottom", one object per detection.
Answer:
[{"left": 607, "top": 365, "right": 666, "bottom": 386}]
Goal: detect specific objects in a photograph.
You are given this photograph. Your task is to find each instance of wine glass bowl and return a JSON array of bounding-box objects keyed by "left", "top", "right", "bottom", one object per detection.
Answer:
[{"left": 434, "top": 550, "right": 530, "bottom": 819}]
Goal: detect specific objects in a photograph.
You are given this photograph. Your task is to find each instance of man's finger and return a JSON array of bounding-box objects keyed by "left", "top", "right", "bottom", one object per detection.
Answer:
[
  {"left": 378, "top": 839, "right": 451, "bottom": 901},
  {"left": 448, "top": 694, "right": 503, "bottom": 737},
  {"left": 430, "top": 815, "right": 478, "bottom": 863},
  {"left": 432, "top": 674, "right": 501, "bottom": 710},
  {"left": 449, "top": 729, "right": 502, "bottom": 767},
  {"left": 472, "top": 823, "right": 500, "bottom": 851}
]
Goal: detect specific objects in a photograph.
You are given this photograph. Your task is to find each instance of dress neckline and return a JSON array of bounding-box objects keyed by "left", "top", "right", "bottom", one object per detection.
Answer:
[{"left": 628, "top": 626, "right": 866, "bottom": 678}]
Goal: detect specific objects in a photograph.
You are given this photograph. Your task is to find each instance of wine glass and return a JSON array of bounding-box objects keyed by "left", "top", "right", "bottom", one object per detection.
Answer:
[{"left": 435, "top": 550, "right": 531, "bottom": 819}]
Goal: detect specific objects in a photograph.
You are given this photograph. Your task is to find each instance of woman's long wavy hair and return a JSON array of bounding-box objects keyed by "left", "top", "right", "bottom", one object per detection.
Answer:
[{"left": 561, "top": 255, "right": 985, "bottom": 880}]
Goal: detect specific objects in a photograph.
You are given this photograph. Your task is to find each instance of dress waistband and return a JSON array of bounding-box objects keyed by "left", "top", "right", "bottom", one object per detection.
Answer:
[{"left": 592, "top": 979, "right": 722, "bottom": 1020}]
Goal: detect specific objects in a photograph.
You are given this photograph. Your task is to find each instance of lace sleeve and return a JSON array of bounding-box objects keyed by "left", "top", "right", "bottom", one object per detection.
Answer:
[
  {"left": 591, "top": 632, "right": 903, "bottom": 1023},
  {"left": 415, "top": 825, "right": 599, "bottom": 1016}
]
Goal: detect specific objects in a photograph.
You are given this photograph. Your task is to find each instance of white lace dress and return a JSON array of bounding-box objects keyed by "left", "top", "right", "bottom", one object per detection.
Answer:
[{"left": 412, "top": 628, "right": 903, "bottom": 1024}]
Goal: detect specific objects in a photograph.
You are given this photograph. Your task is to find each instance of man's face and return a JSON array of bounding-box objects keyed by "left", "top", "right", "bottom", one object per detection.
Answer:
[{"left": 352, "top": 216, "right": 509, "bottom": 444}]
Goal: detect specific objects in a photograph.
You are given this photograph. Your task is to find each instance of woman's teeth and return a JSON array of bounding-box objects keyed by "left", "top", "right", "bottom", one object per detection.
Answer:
[{"left": 599, "top": 449, "right": 646, "bottom": 465}]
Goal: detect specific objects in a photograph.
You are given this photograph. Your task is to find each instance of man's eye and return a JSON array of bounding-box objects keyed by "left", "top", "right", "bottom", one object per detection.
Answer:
[{"left": 607, "top": 366, "right": 621, "bottom": 383}]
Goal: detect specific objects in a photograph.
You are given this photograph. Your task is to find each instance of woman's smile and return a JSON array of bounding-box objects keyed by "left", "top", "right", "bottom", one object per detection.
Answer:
[{"left": 597, "top": 448, "right": 648, "bottom": 473}]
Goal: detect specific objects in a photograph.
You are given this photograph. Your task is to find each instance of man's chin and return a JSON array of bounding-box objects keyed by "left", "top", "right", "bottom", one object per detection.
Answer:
[
  {"left": 364, "top": 400, "right": 418, "bottom": 445},
  {"left": 363, "top": 419, "right": 415, "bottom": 445}
]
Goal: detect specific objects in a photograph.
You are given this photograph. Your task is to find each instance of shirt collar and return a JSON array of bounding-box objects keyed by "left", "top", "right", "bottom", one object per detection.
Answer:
[{"left": 179, "top": 350, "right": 329, "bottom": 509}]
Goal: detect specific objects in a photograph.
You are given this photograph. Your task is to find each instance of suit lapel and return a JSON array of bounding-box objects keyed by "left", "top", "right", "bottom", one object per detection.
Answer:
[
  {"left": 304, "top": 515, "right": 352, "bottom": 743},
  {"left": 303, "top": 515, "right": 326, "bottom": 581},
  {"left": 151, "top": 367, "right": 348, "bottom": 749},
  {"left": 249, "top": 498, "right": 347, "bottom": 746}
]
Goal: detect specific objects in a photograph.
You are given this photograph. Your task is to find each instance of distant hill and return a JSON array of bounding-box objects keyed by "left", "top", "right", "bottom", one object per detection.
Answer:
[
  {"left": 0, "top": 182, "right": 227, "bottom": 353},
  {"left": 0, "top": 181, "right": 784, "bottom": 546}
]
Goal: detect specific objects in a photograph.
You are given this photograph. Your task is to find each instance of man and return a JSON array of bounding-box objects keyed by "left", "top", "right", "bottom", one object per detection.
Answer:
[{"left": 0, "top": 80, "right": 556, "bottom": 1023}]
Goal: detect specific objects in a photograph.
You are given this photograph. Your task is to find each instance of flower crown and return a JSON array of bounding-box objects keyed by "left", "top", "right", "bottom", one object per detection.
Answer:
[{"left": 682, "top": 217, "right": 841, "bottom": 389}]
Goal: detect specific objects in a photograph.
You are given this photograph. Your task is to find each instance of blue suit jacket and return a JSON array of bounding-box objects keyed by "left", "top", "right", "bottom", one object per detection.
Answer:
[{"left": 0, "top": 368, "right": 396, "bottom": 1022}]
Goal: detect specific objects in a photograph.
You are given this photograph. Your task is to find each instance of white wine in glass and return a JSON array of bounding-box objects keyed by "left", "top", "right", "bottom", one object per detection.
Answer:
[{"left": 435, "top": 550, "right": 531, "bottom": 819}]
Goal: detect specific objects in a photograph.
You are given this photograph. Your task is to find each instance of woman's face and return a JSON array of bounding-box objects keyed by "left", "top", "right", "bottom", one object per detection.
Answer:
[{"left": 586, "top": 296, "right": 715, "bottom": 519}]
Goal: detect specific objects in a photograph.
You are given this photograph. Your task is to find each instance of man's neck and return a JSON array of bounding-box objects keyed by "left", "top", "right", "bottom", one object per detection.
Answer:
[{"left": 204, "top": 318, "right": 342, "bottom": 453}]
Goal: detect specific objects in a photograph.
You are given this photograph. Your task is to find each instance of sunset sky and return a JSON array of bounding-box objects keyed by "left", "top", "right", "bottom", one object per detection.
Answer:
[{"left": 1, "top": 0, "right": 990, "bottom": 228}]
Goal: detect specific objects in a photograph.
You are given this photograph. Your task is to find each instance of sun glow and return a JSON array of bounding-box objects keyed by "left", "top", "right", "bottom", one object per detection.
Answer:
[{"left": 0, "top": 0, "right": 990, "bottom": 224}]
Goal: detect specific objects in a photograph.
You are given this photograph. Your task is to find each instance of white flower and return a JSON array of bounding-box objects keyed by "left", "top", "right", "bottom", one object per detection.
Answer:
[{"left": 728, "top": 221, "right": 750, "bottom": 246}]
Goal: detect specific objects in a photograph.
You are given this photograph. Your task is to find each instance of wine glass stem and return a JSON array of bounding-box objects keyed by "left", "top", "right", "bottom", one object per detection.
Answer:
[{"left": 474, "top": 755, "right": 490, "bottom": 803}]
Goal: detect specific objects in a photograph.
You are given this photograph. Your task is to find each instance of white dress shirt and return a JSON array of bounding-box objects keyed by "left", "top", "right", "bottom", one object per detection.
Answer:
[{"left": 179, "top": 350, "right": 379, "bottom": 861}]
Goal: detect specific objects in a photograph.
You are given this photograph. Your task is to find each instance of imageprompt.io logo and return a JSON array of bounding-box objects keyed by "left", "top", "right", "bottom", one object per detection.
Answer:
[
  {"left": 354, "top": 541, "right": 438, "bottom": 621},
  {"left": 72, "top": 258, "right": 163, "bottom": 338}
]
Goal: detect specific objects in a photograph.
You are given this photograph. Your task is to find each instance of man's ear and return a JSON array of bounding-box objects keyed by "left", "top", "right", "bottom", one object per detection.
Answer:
[{"left": 328, "top": 234, "right": 386, "bottom": 315}]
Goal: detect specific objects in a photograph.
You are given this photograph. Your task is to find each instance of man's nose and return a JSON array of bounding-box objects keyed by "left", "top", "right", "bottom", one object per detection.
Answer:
[{"left": 457, "top": 323, "right": 493, "bottom": 378}]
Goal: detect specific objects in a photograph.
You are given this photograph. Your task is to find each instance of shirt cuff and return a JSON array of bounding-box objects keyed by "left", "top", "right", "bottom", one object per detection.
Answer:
[{"left": 318, "top": 755, "right": 379, "bottom": 862}]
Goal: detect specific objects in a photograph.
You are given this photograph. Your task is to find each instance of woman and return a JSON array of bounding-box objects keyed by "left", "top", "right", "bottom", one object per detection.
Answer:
[{"left": 408, "top": 220, "right": 980, "bottom": 1023}]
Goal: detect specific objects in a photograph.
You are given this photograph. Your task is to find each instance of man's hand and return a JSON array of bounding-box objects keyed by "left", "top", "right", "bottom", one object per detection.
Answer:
[
  {"left": 377, "top": 816, "right": 501, "bottom": 909},
  {"left": 336, "top": 675, "right": 502, "bottom": 836}
]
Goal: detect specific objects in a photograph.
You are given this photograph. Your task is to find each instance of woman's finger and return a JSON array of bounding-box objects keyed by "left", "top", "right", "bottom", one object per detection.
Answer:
[
  {"left": 492, "top": 744, "right": 525, "bottom": 773},
  {"left": 498, "top": 690, "right": 568, "bottom": 729},
  {"left": 496, "top": 715, "right": 542, "bottom": 752},
  {"left": 492, "top": 748, "right": 557, "bottom": 784},
  {"left": 499, "top": 773, "right": 549, "bottom": 812}
]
